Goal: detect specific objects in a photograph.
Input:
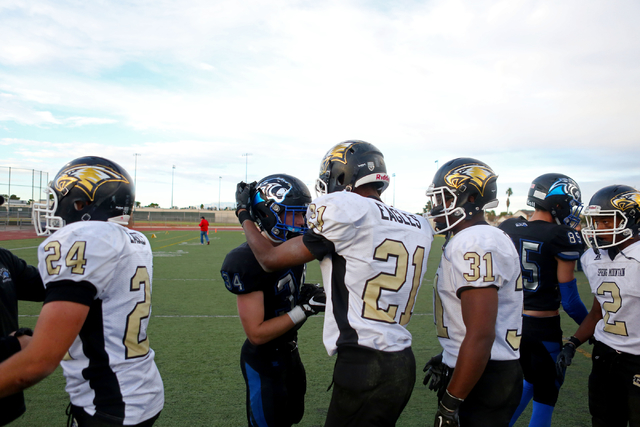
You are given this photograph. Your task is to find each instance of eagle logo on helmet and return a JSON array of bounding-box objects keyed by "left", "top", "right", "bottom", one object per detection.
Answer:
[
  {"left": 54, "top": 164, "right": 130, "bottom": 201},
  {"left": 256, "top": 177, "right": 292, "bottom": 204},
  {"left": 611, "top": 191, "right": 640, "bottom": 212},
  {"left": 444, "top": 164, "right": 496, "bottom": 196},
  {"left": 547, "top": 178, "right": 581, "bottom": 202},
  {"left": 319, "top": 142, "right": 353, "bottom": 175}
]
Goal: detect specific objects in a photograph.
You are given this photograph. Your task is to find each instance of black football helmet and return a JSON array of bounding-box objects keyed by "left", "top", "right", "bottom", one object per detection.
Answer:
[
  {"left": 581, "top": 185, "right": 640, "bottom": 249},
  {"left": 32, "top": 156, "right": 135, "bottom": 236},
  {"left": 426, "top": 158, "right": 499, "bottom": 233},
  {"left": 315, "top": 140, "right": 389, "bottom": 196},
  {"left": 527, "top": 173, "right": 583, "bottom": 228},
  {"left": 251, "top": 174, "right": 312, "bottom": 242}
]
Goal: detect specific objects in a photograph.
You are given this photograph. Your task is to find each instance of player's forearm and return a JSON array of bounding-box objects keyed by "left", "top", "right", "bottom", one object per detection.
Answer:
[
  {"left": 446, "top": 333, "right": 493, "bottom": 399},
  {"left": 241, "top": 217, "right": 279, "bottom": 272},
  {"left": 0, "top": 347, "right": 57, "bottom": 399},
  {"left": 244, "top": 315, "right": 296, "bottom": 346},
  {"left": 572, "top": 303, "right": 601, "bottom": 345}
]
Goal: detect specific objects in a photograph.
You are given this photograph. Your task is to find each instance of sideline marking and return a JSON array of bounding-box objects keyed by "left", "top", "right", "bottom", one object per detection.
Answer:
[{"left": 153, "top": 237, "right": 199, "bottom": 249}]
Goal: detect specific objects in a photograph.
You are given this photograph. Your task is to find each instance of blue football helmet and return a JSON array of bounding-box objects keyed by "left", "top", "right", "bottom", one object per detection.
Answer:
[{"left": 251, "top": 174, "right": 312, "bottom": 242}]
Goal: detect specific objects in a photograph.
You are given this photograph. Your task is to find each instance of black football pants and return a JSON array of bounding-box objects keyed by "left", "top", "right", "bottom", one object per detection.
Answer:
[
  {"left": 589, "top": 340, "right": 640, "bottom": 427},
  {"left": 240, "top": 339, "right": 306, "bottom": 427},
  {"left": 324, "top": 345, "right": 416, "bottom": 427}
]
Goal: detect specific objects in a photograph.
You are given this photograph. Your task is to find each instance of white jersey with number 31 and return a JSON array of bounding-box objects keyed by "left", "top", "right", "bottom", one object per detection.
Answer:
[{"left": 434, "top": 225, "right": 523, "bottom": 368}]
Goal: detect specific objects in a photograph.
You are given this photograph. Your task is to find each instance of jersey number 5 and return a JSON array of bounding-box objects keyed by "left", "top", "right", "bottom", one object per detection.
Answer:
[{"left": 362, "top": 239, "right": 425, "bottom": 326}]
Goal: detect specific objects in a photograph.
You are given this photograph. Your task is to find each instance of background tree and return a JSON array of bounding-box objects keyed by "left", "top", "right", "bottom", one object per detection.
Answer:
[
  {"left": 422, "top": 200, "right": 433, "bottom": 215},
  {"left": 505, "top": 187, "right": 513, "bottom": 214}
]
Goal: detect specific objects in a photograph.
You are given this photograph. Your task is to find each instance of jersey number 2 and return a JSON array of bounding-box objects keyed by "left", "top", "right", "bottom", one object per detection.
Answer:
[{"left": 125, "top": 267, "right": 152, "bottom": 359}]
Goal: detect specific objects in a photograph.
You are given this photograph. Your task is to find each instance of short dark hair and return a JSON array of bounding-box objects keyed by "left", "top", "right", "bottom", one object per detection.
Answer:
[{"left": 201, "top": 216, "right": 205, "bottom": 219}]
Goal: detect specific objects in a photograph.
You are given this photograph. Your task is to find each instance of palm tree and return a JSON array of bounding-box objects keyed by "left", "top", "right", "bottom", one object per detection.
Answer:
[{"left": 505, "top": 187, "right": 513, "bottom": 214}]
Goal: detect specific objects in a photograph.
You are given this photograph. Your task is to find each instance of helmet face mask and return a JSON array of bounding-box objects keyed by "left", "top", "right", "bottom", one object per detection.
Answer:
[
  {"left": 32, "top": 156, "right": 135, "bottom": 236},
  {"left": 581, "top": 185, "right": 640, "bottom": 250},
  {"left": 315, "top": 140, "right": 389, "bottom": 197},
  {"left": 32, "top": 186, "right": 64, "bottom": 235},
  {"left": 425, "top": 184, "right": 467, "bottom": 232},
  {"left": 527, "top": 173, "right": 583, "bottom": 228},
  {"left": 426, "top": 158, "right": 499, "bottom": 233},
  {"left": 251, "top": 174, "right": 312, "bottom": 243}
]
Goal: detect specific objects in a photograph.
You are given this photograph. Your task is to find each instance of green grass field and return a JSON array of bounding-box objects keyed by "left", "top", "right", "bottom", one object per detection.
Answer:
[{"left": 2, "top": 231, "right": 595, "bottom": 426}]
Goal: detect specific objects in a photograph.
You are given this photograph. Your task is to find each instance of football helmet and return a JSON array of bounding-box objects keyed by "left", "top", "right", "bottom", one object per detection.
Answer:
[
  {"left": 315, "top": 140, "right": 389, "bottom": 196},
  {"left": 581, "top": 185, "right": 640, "bottom": 249},
  {"left": 426, "top": 158, "right": 499, "bottom": 233},
  {"left": 527, "top": 173, "right": 583, "bottom": 228},
  {"left": 251, "top": 174, "right": 312, "bottom": 242},
  {"left": 32, "top": 156, "right": 135, "bottom": 236}
]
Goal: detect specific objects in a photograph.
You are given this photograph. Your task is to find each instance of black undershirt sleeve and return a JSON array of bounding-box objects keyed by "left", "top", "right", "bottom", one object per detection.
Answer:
[
  {"left": 303, "top": 232, "right": 336, "bottom": 261},
  {"left": 44, "top": 280, "right": 97, "bottom": 307}
]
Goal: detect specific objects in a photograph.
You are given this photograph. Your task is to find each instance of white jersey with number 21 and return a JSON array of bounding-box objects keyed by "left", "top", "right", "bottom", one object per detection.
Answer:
[{"left": 306, "top": 191, "right": 435, "bottom": 356}]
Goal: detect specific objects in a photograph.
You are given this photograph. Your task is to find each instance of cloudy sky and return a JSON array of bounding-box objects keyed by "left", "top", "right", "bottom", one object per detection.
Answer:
[{"left": 1, "top": 0, "right": 639, "bottom": 214}]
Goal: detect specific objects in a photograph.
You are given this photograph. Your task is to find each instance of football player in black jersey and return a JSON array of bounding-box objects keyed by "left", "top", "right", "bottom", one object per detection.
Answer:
[
  {"left": 0, "top": 245, "right": 45, "bottom": 426},
  {"left": 499, "top": 173, "right": 588, "bottom": 427},
  {"left": 221, "top": 174, "right": 325, "bottom": 427}
]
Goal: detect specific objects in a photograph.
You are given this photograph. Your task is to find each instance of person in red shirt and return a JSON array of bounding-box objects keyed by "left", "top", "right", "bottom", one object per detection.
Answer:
[{"left": 199, "top": 216, "right": 210, "bottom": 245}]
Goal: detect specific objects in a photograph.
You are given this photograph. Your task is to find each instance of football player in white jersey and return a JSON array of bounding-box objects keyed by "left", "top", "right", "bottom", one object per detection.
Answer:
[
  {"left": 235, "top": 140, "right": 435, "bottom": 426},
  {"left": 0, "top": 156, "right": 164, "bottom": 426},
  {"left": 557, "top": 185, "right": 640, "bottom": 427},
  {"left": 424, "top": 158, "right": 523, "bottom": 427}
]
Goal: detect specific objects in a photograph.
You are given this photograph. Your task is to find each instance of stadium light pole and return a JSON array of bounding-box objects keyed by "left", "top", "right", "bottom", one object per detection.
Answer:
[
  {"left": 218, "top": 176, "right": 222, "bottom": 210},
  {"left": 242, "top": 153, "right": 252, "bottom": 182},
  {"left": 171, "top": 165, "right": 175, "bottom": 209},
  {"left": 133, "top": 153, "right": 141, "bottom": 189},
  {"left": 392, "top": 173, "right": 396, "bottom": 207}
]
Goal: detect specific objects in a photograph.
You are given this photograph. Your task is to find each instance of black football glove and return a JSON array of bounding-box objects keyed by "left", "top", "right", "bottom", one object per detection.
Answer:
[
  {"left": 434, "top": 390, "right": 462, "bottom": 427},
  {"left": 13, "top": 327, "right": 33, "bottom": 337},
  {"left": 235, "top": 181, "right": 256, "bottom": 223},
  {"left": 423, "top": 353, "right": 452, "bottom": 400},
  {"left": 556, "top": 337, "right": 580, "bottom": 381},
  {"left": 300, "top": 283, "right": 326, "bottom": 315}
]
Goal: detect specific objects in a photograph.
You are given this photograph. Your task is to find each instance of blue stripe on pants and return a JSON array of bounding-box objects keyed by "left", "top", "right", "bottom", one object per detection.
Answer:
[{"left": 245, "top": 363, "right": 268, "bottom": 427}]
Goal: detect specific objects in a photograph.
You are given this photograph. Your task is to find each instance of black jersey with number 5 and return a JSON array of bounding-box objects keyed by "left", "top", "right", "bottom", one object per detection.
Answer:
[{"left": 499, "top": 217, "right": 583, "bottom": 311}]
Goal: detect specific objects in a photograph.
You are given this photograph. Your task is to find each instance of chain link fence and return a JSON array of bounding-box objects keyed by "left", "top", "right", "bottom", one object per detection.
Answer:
[{"left": 0, "top": 166, "right": 50, "bottom": 229}]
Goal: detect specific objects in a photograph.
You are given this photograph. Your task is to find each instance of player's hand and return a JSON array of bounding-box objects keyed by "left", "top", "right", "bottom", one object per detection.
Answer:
[
  {"left": 299, "top": 283, "right": 326, "bottom": 315},
  {"left": 556, "top": 338, "right": 578, "bottom": 380},
  {"left": 423, "top": 353, "right": 451, "bottom": 397},
  {"left": 434, "top": 390, "right": 462, "bottom": 427},
  {"left": 235, "top": 181, "right": 256, "bottom": 223},
  {"left": 235, "top": 181, "right": 256, "bottom": 213},
  {"left": 10, "top": 327, "right": 34, "bottom": 350}
]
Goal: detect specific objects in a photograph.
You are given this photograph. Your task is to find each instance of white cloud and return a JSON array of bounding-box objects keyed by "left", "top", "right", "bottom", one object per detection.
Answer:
[{"left": 1, "top": 0, "right": 639, "bottom": 212}]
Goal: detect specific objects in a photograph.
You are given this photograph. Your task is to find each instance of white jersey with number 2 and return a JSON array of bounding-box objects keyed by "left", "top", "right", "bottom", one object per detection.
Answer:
[{"left": 581, "top": 241, "right": 640, "bottom": 355}]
